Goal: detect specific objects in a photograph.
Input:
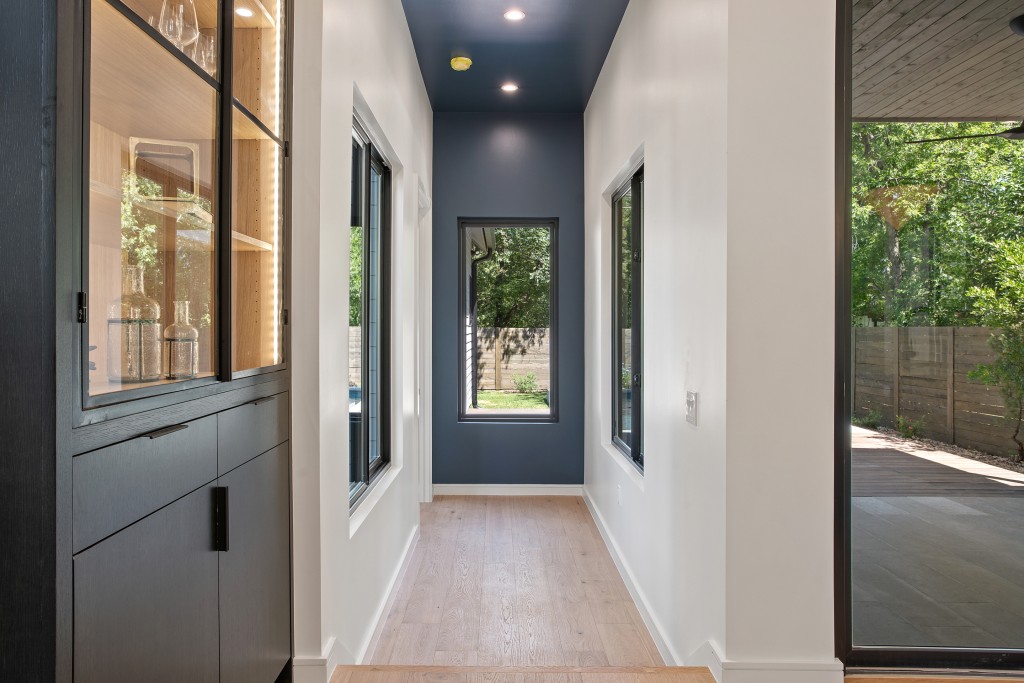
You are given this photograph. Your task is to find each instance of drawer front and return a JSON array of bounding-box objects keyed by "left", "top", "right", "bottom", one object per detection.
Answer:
[
  {"left": 218, "top": 391, "right": 289, "bottom": 475},
  {"left": 73, "top": 414, "right": 218, "bottom": 553}
]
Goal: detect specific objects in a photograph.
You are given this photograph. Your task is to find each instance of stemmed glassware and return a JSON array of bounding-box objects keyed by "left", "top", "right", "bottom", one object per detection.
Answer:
[{"left": 158, "top": 0, "right": 199, "bottom": 50}]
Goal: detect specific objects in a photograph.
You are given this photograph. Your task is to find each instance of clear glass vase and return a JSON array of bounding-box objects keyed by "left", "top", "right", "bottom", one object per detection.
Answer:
[
  {"left": 107, "top": 265, "right": 163, "bottom": 383},
  {"left": 163, "top": 300, "right": 200, "bottom": 380}
]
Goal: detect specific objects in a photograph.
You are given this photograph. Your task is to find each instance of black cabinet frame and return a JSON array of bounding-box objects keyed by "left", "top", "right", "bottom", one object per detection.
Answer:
[{"left": 64, "top": 0, "right": 293, "bottom": 428}]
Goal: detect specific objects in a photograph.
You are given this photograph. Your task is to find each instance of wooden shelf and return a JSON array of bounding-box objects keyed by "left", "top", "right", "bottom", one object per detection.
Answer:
[
  {"left": 92, "top": 0, "right": 217, "bottom": 143},
  {"left": 232, "top": 231, "right": 273, "bottom": 252}
]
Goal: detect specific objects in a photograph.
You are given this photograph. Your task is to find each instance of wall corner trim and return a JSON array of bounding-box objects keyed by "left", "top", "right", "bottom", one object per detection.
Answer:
[
  {"left": 293, "top": 636, "right": 346, "bottom": 683},
  {"left": 687, "top": 641, "right": 724, "bottom": 682},
  {"left": 358, "top": 524, "right": 421, "bottom": 663},
  {"left": 582, "top": 489, "right": 681, "bottom": 665},
  {"left": 432, "top": 484, "right": 584, "bottom": 497}
]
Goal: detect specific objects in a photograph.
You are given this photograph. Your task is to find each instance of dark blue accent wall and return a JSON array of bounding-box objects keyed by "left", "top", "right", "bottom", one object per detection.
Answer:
[{"left": 432, "top": 113, "right": 584, "bottom": 485}]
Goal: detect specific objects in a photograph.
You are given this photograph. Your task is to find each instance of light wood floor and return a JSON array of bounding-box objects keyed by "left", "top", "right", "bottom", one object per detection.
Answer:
[
  {"left": 365, "top": 496, "right": 664, "bottom": 668},
  {"left": 331, "top": 666, "right": 714, "bottom": 683}
]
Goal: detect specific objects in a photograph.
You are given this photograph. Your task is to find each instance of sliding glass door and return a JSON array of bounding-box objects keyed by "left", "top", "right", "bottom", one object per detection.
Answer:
[{"left": 839, "top": 0, "right": 1024, "bottom": 669}]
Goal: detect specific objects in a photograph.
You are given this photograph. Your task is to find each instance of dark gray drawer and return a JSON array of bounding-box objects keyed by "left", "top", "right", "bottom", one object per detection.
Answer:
[
  {"left": 73, "top": 415, "right": 218, "bottom": 553},
  {"left": 218, "top": 391, "right": 288, "bottom": 475}
]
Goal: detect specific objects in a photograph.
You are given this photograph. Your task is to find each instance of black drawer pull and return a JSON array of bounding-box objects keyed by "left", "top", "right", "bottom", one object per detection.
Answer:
[
  {"left": 250, "top": 395, "right": 277, "bottom": 406},
  {"left": 143, "top": 424, "right": 188, "bottom": 439},
  {"left": 213, "top": 486, "right": 229, "bottom": 552}
]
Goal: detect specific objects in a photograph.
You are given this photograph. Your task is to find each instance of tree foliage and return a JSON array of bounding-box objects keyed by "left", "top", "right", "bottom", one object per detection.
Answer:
[
  {"left": 852, "top": 122, "right": 1024, "bottom": 327},
  {"left": 475, "top": 227, "right": 551, "bottom": 328}
]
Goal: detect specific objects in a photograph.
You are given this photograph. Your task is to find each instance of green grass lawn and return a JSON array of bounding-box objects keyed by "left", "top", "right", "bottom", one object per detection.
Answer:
[{"left": 475, "top": 391, "right": 548, "bottom": 410}]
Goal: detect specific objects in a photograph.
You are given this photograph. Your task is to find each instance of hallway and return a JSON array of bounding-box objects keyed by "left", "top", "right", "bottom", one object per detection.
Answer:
[{"left": 366, "top": 497, "right": 662, "bottom": 667}]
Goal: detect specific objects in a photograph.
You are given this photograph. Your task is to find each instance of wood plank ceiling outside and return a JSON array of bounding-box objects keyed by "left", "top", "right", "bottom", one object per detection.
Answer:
[{"left": 853, "top": 0, "right": 1024, "bottom": 120}]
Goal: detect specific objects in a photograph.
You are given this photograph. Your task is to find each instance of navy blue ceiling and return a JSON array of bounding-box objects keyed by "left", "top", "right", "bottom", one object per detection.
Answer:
[{"left": 400, "top": 0, "right": 630, "bottom": 113}]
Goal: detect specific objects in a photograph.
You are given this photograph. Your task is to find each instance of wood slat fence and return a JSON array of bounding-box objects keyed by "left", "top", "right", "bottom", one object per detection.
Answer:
[
  {"left": 475, "top": 327, "right": 550, "bottom": 391},
  {"left": 854, "top": 326, "right": 1019, "bottom": 459}
]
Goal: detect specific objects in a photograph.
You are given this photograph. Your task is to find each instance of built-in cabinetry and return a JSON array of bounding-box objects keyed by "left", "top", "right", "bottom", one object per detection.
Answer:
[{"left": 55, "top": 0, "right": 292, "bottom": 679}]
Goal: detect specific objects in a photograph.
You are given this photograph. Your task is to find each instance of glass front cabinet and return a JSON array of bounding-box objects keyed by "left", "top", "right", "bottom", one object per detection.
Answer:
[{"left": 81, "top": 0, "right": 287, "bottom": 416}]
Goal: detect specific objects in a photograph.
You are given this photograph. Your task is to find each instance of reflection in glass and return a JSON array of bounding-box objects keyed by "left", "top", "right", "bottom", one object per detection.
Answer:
[
  {"left": 88, "top": 0, "right": 217, "bottom": 397},
  {"left": 615, "top": 190, "right": 633, "bottom": 445}
]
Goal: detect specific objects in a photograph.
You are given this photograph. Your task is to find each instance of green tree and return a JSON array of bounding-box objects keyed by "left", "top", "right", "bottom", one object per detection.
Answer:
[
  {"left": 968, "top": 239, "right": 1024, "bottom": 461},
  {"left": 475, "top": 227, "right": 551, "bottom": 328},
  {"left": 851, "top": 122, "right": 1024, "bottom": 327},
  {"left": 350, "top": 225, "right": 363, "bottom": 326}
]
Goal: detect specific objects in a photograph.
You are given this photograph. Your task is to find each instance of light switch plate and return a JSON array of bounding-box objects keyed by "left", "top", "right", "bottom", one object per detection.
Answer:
[{"left": 686, "top": 391, "right": 699, "bottom": 426}]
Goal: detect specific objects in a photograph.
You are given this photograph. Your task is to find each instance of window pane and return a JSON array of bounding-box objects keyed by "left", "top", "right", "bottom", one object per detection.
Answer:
[
  {"left": 462, "top": 224, "right": 554, "bottom": 419},
  {"left": 120, "top": 0, "right": 220, "bottom": 79},
  {"left": 233, "top": 0, "right": 283, "bottom": 134},
  {"left": 231, "top": 105, "right": 283, "bottom": 372},
  {"left": 348, "top": 138, "right": 365, "bottom": 498},
  {"left": 367, "top": 166, "right": 383, "bottom": 465},
  {"left": 88, "top": 0, "right": 218, "bottom": 398},
  {"left": 615, "top": 190, "right": 633, "bottom": 445}
]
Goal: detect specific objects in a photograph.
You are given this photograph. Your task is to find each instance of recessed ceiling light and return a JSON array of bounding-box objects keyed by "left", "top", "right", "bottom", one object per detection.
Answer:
[
  {"left": 451, "top": 56, "right": 473, "bottom": 72},
  {"left": 504, "top": 9, "right": 526, "bottom": 21},
  {"left": 236, "top": 7, "right": 254, "bottom": 17},
  {"left": 501, "top": 82, "right": 519, "bottom": 92}
]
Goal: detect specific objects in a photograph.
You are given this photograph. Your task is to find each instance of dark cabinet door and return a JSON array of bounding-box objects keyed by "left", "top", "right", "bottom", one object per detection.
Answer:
[
  {"left": 74, "top": 485, "right": 219, "bottom": 683},
  {"left": 219, "top": 443, "right": 291, "bottom": 683}
]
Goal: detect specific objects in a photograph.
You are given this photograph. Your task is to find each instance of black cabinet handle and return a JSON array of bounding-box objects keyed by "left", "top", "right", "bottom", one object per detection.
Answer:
[
  {"left": 250, "top": 395, "right": 277, "bottom": 406},
  {"left": 213, "top": 487, "right": 229, "bottom": 552},
  {"left": 143, "top": 424, "right": 188, "bottom": 439}
]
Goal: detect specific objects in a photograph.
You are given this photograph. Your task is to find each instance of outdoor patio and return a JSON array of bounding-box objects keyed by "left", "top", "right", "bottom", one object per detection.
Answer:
[{"left": 852, "top": 427, "right": 1024, "bottom": 648}]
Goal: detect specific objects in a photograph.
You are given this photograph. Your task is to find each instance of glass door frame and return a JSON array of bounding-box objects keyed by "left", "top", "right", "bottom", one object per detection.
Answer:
[
  {"left": 69, "top": 0, "right": 292, "bottom": 426},
  {"left": 834, "top": 0, "right": 1024, "bottom": 670}
]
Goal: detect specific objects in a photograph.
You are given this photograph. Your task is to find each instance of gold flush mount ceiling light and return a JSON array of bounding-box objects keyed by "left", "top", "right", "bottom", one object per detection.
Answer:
[{"left": 450, "top": 56, "right": 473, "bottom": 72}]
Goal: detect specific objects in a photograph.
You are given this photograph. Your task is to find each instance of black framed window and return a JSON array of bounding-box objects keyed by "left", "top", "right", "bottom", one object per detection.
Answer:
[
  {"left": 458, "top": 219, "right": 558, "bottom": 423},
  {"left": 349, "top": 122, "right": 392, "bottom": 504},
  {"left": 612, "top": 167, "right": 643, "bottom": 469}
]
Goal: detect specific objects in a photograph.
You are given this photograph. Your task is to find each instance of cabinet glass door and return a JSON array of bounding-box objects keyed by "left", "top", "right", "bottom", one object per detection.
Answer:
[
  {"left": 231, "top": 0, "right": 285, "bottom": 374},
  {"left": 231, "top": 105, "right": 283, "bottom": 372},
  {"left": 233, "top": 0, "right": 283, "bottom": 135},
  {"left": 86, "top": 0, "right": 219, "bottom": 400}
]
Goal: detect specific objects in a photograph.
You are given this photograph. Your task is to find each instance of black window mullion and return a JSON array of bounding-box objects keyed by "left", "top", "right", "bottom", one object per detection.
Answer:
[
  {"left": 360, "top": 142, "right": 373, "bottom": 489},
  {"left": 217, "top": 0, "right": 235, "bottom": 381}
]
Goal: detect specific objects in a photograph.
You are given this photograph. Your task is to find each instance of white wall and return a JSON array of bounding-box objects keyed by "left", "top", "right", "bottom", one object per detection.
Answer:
[
  {"left": 291, "top": 0, "right": 432, "bottom": 680},
  {"left": 583, "top": 1, "right": 841, "bottom": 682}
]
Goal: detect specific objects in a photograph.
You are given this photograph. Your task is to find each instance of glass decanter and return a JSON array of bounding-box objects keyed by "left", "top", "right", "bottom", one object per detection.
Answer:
[
  {"left": 163, "top": 300, "right": 200, "bottom": 380},
  {"left": 107, "top": 265, "right": 163, "bottom": 383}
]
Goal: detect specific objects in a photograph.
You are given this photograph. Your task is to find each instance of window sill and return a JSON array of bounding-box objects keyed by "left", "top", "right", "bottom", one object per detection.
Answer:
[
  {"left": 602, "top": 441, "right": 645, "bottom": 491},
  {"left": 349, "top": 463, "right": 401, "bottom": 538}
]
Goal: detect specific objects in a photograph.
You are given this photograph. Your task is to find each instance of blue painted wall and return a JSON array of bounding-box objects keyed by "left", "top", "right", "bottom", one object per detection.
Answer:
[{"left": 432, "top": 113, "right": 584, "bottom": 484}]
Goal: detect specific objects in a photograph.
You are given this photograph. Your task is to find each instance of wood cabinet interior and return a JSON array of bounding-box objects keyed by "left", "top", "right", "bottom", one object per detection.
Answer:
[
  {"left": 233, "top": 0, "right": 283, "bottom": 134},
  {"left": 231, "top": 105, "right": 281, "bottom": 372}
]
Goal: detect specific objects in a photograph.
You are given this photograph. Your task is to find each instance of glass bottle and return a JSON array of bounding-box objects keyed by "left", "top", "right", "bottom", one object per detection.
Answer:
[
  {"left": 163, "top": 300, "right": 200, "bottom": 380},
  {"left": 107, "top": 265, "right": 163, "bottom": 384}
]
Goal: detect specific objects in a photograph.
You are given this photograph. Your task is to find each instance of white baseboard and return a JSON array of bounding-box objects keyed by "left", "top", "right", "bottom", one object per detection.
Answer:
[
  {"left": 687, "top": 640, "right": 724, "bottom": 682},
  {"left": 582, "top": 490, "right": 681, "bottom": 666},
  {"left": 357, "top": 524, "right": 421, "bottom": 663},
  {"left": 292, "top": 636, "right": 345, "bottom": 683},
  {"left": 433, "top": 484, "right": 584, "bottom": 496},
  {"left": 720, "top": 658, "right": 844, "bottom": 683}
]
